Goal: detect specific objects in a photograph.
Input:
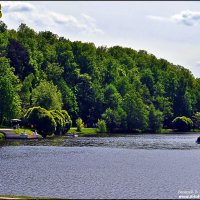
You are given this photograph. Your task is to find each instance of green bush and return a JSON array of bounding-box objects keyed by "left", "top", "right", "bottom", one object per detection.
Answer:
[
  {"left": 0, "top": 132, "right": 5, "bottom": 140},
  {"left": 172, "top": 116, "right": 193, "bottom": 132},
  {"left": 97, "top": 119, "right": 107, "bottom": 133},
  {"left": 76, "top": 118, "right": 84, "bottom": 132},
  {"left": 24, "top": 106, "right": 56, "bottom": 138},
  {"left": 60, "top": 110, "right": 72, "bottom": 133},
  {"left": 50, "top": 110, "right": 65, "bottom": 135}
]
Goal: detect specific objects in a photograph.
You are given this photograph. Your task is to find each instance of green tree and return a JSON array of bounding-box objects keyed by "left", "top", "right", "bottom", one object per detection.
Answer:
[
  {"left": 104, "top": 84, "right": 122, "bottom": 109},
  {"left": 102, "top": 107, "right": 127, "bottom": 132},
  {"left": 75, "top": 72, "right": 96, "bottom": 125},
  {"left": 45, "top": 62, "right": 64, "bottom": 84},
  {"left": 192, "top": 112, "right": 200, "bottom": 130},
  {"left": 123, "top": 90, "right": 148, "bottom": 131},
  {"left": 20, "top": 73, "right": 34, "bottom": 111},
  {"left": 32, "top": 80, "right": 63, "bottom": 110},
  {"left": 140, "top": 69, "right": 155, "bottom": 95},
  {"left": 0, "top": 57, "right": 21, "bottom": 125},
  {"left": 0, "top": 21, "right": 200, "bottom": 133},
  {"left": 148, "top": 104, "right": 163, "bottom": 133},
  {"left": 0, "top": 21, "right": 8, "bottom": 57},
  {"left": 58, "top": 79, "right": 79, "bottom": 123},
  {"left": 7, "top": 38, "right": 34, "bottom": 80},
  {"left": 0, "top": 3, "right": 2, "bottom": 18}
]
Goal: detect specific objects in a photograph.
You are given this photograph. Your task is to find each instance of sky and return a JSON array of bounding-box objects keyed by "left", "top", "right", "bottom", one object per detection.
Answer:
[{"left": 1, "top": 1, "right": 200, "bottom": 78}]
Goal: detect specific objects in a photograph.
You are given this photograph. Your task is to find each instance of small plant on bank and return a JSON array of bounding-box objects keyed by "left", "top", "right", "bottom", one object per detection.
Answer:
[
  {"left": 76, "top": 118, "right": 84, "bottom": 132},
  {"left": 97, "top": 119, "right": 107, "bottom": 133},
  {"left": 0, "top": 132, "right": 5, "bottom": 140}
]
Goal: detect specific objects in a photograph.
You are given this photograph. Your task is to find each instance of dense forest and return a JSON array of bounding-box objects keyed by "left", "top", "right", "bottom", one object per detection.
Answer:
[{"left": 1, "top": 20, "right": 200, "bottom": 133}]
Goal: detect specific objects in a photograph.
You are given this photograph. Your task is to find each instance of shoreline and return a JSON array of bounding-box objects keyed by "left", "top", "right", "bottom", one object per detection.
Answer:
[{"left": 1, "top": 127, "right": 200, "bottom": 141}]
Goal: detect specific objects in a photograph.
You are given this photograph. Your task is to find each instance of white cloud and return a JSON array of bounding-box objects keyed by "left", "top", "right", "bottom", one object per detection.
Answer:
[
  {"left": 172, "top": 10, "right": 200, "bottom": 26},
  {"left": 82, "top": 13, "right": 96, "bottom": 23},
  {"left": 2, "top": 1, "right": 104, "bottom": 35},
  {"left": 2, "top": 1, "right": 35, "bottom": 13},
  {"left": 148, "top": 10, "right": 200, "bottom": 26}
]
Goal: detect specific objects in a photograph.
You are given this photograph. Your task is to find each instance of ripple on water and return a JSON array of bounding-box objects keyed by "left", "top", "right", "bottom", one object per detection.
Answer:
[
  {"left": 1, "top": 133, "right": 200, "bottom": 150},
  {"left": 1, "top": 146, "right": 200, "bottom": 199}
]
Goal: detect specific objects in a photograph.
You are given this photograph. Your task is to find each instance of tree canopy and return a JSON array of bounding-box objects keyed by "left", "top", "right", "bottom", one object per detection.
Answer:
[{"left": 1, "top": 21, "right": 200, "bottom": 132}]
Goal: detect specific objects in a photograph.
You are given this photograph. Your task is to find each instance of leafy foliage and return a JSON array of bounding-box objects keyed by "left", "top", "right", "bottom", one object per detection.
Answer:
[
  {"left": 97, "top": 119, "right": 107, "bottom": 133},
  {"left": 0, "top": 57, "right": 21, "bottom": 124},
  {"left": 24, "top": 106, "right": 56, "bottom": 138},
  {"left": 32, "top": 80, "right": 63, "bottom": 110},
  {"left": 148, "top": 104, "right": 163, "bottom": 133},
  {"left": 1, "top": 21, "right": 200, "bottom": 133},
  {"left": 76, "top": 118, "right": 84, "bottom": 132},
  {"left": 0, "top": 4, "right": 2, "bottom": 18},
  {"left": 172, "top": 116, "right": 193, "bottom": 132},
  {"left": 60, "top": 110, "right": 72, "bottom": 133},
  {"left": 192, "top": 112, "right": 200, "bottom": 129},
  {"left": 50, "top": 110, "right": 65, "bottom": 135}
]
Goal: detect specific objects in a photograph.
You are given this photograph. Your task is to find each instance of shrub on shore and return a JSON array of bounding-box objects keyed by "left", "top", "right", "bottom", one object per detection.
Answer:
[
  {"left": 60, "top": 110, "right": 72, "bottom": 133},
  {"left": 24, "top": 106, "right": 56, "bottom": 138},
  {"left": 172, "top": 116, "right": 193, "bottom": 132},
  {"left": 0, "top": 132, "right": 5, "bottom": 140},
  {"left": 76, "top": 118, "right": 84, "bottom": 132},
  {"left": 24, "top": 106, "right": 72, "bottom": 137},
  {"left": 97, "top": 119, "right": 107, "bottom": 133}
]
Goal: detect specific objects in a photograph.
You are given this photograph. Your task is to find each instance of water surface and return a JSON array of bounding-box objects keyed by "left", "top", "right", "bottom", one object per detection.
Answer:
[
  {"left": 1, "top": 133, "right": 200, "bottom": 150},
  {"left": 1, "top": 134, "right": 200, "bottom": 199}
]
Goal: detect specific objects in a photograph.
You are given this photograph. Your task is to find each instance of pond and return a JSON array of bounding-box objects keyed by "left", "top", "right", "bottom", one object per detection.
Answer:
[{"left": 0, "top": 134, "right": 200, "bottom": 199}]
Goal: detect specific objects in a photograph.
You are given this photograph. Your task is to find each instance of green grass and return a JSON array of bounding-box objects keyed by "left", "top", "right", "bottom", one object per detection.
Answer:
[
  {"left": 14, "top": 128, "right": 43, "bottom": 138},
  {"left": 67, "top": 127, "right": 101, "bottom": 137},
  {"left": 0, "top": 194, "right": 65, "bottom": 199},
  {"left": 68, "top": 127, "right": 200, "bottom": 136},
  {"left": 14, "top": 128, "right": 34, "bottom": 136},
  {"left": 191, "top": 129, "right": 200, "bottom": 132},
  {"left": 160, "top": 129, "right": 174, "bottom": 134},
  {"left": 160, "top": 128, "right": 200, "bottom": 134},
  {"left": 0, "top": 132, "right": 5, "bottom": 140}
]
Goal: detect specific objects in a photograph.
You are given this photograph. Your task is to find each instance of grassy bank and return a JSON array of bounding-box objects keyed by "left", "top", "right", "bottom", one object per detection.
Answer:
[
  {"left": 67, "top": 127, "right": 108, "bottom": 137},
  {"left": 67, "top": 127, "right": 98, "bottom": 137},
  {"left": 160, "top": 129, "right": 174, "bottom": 134},
  {"left": 0, "top": 195, "right": 65, "bottom": 199},
  {"left": 67, "top": 127, "right": 200, "bottom": 137},
  {"left": 14, "top": 128, "right": 43, "bottom": 138},
  {"left": 14, "top": 128, "right": 33, "bottom": 136},
  {"left": 160, "top": 128, "right": 200, "bottom": 134},
  {"left": 0, "top": 132, "right": 5, "bottom": 140}
]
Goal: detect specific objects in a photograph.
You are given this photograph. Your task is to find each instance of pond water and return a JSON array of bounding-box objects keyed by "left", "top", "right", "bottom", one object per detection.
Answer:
[{"left": 1, "top": 134, "right": 200, "bottom": 199}]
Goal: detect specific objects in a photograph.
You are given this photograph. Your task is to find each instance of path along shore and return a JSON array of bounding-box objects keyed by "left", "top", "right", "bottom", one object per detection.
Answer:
[{"left": 0, "top": 129, "right": 38, "bottom": 139}]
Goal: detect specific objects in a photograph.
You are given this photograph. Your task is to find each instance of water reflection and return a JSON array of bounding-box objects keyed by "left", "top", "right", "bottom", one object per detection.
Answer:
[{"left": 1, "top": 133, "right": 200, "bottom": 150}]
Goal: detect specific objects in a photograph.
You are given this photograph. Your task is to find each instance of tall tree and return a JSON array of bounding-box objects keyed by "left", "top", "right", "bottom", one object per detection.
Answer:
[
  {"left": 0, "top": 57, "right": 21, "bottom": 124},
  {"left": 123, "top": 90, "right": 148, "bottom": 131},
  {"left": 32, "top": 80, "right": 63, "bottom": 110}
]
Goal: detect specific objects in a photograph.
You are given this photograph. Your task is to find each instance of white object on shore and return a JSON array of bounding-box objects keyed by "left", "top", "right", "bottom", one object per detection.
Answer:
[
  {"left": 21, "top": 130, "right": 27, "bottom": 136},
  {"left": 33, "top": 130, "right": 38, "bottom": 136},
  {"left": 66, "top": 134, "right": 78, "bottom": 138}
]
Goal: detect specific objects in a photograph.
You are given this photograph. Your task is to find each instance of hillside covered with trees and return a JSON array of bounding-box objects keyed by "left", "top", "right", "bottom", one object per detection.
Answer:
[{"left": 1, "top": 20, "right": 200, "bottom": 133}]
